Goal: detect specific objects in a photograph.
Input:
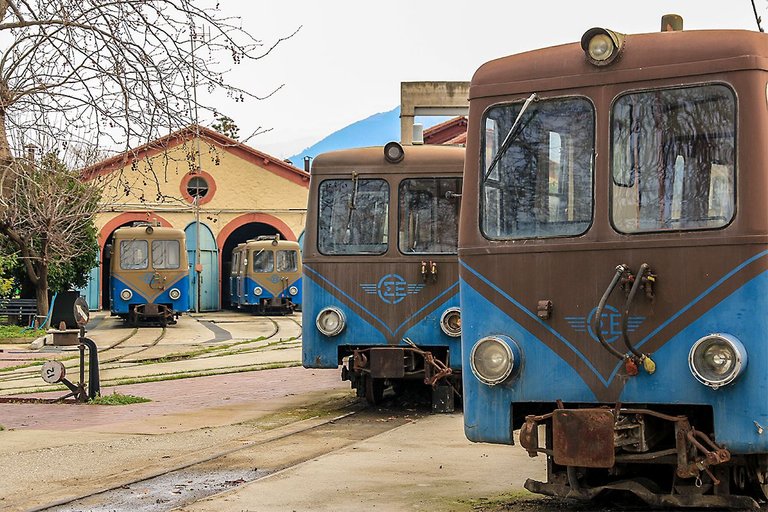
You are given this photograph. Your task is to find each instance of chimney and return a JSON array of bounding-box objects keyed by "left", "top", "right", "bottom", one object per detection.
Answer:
[
  {"left": 412, "top": 123, "right": 424, "bottom": 145},
  {"left": 304, "top": 156, "right": 312, "bottom": 173}
]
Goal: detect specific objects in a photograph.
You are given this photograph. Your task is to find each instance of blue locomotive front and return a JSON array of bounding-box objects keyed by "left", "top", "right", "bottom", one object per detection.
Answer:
[{"left": 459, "top": 23, "right": 768, "bottom": 509}]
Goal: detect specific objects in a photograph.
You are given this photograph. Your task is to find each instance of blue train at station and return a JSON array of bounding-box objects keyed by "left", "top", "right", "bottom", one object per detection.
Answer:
[
  {"left": 302, "top": 143, "right": 463, "bottom": 409},
  {"left": 459, "top": 16, "right": 768, "bottom": 509},
  {"left": 109, "top": 224, "right": 190, "bottom": 326},
  {"left": 229, "top": 235, "right": 302, "bottom": 314}
]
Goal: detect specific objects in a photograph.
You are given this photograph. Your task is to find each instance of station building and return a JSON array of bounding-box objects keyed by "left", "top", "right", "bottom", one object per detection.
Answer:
[{"left": 81, "top": 125, "right": 309, "bottom": 312}]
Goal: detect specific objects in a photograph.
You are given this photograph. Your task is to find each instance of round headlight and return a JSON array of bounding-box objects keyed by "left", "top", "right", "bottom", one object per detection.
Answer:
[
  {"left": 120, "top": 289, "right": 133, "bottom": 301},
  {"left": 169, "top": 288, "right": 181, "bottom": 300},
  {"left": 289, "top": 286, "right": 299, "bottom": 296},
  {"left": 689, "top": 334, "right": 747, "bottom": 389},
  {"left": 470, "top": 335, "right": 520, "bottom": 386},
  {"left": 383, "top": 141, "right": 404, "bottom": 164},
  {"left": 316, "top": 307, "right": 345, "bottom": 337},
  {"left": 254, "top": 287, "right": 263, "bottom": 296},
  {"left": 440, "top": 307, "right": 461, "bottom": 337},
  {"left": 580, "top": 27, "right": 625, "bottom": 67}
]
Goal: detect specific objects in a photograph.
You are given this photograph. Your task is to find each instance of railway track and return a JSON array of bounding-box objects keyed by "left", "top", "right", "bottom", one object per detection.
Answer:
[
  {"left": 24, "top": 406, "right": 416, "bottom": 512},
  {"left": 0, "top": 314, "right": 301, "bottom": 395}
]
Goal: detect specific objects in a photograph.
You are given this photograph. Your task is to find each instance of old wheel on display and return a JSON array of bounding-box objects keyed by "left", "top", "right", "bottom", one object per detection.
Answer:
[{"left": 364, "top": 376, "right": 384, "bottom": 405}]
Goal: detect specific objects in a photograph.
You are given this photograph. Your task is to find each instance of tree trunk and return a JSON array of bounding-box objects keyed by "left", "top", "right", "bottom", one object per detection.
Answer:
[{"left": 34, "top": 279, "right": 49, "bottom": 329}]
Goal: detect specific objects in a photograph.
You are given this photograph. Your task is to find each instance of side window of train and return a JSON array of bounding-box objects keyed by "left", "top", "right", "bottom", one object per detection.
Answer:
[
  {"left": 398, "top": 177, "right": 462, "bottom": 254},
  {"left": 481, "top": 97, "right": 595, "bottom": 239},
  {"left": 317, "top": 178, "right": 389, "bottom": 255},
  {"left": 276, "top": 250, "right": 298, "bottom": 272},
  {"left": 252, "top": 249, "right": 274, "bottom": 273},
  {"left": 152, "top": 240, "right": 180, "bottom": 269},
  {"left": 611, "top": 84, "right": 735, "bottom": 233},
  {"left": 120, "top": 240, "right": 148, "bottom": 270}
]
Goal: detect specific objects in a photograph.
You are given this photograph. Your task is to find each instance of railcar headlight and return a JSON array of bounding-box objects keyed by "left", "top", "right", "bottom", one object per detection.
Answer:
[
  {"left": 254, "top": 287, "right": 263, "bottom": 296},
  {"left": 120, "top": 289, "right": 133, "bottom": 301},
  {"left": 316, "top": 307, "right": 345, "bottom": 337},
  {"left": 580, "top": 27, "right": 625, "bottom": 66},
  {"left": 470, "top": 335, "right": 521, "bottom": 386},
  {"left": 169, "top": 288, "right": 181, "bottom": 300},
  {"left": 440, "top": 307, "right": 461, "bottom": 337},
  {"left": 289, "top": 286, "right": 299, "bottom": 296},
  {"left": 383, "top": 141, "right": 405, "bottom": 164},
  {"left": 689, "top": 334, "right": 747, "bottom": 389}
]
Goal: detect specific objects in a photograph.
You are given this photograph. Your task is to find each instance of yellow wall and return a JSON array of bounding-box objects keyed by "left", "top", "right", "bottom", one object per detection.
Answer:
[{"left": 93, "top": 135, "right": 308, "bottom": 241}]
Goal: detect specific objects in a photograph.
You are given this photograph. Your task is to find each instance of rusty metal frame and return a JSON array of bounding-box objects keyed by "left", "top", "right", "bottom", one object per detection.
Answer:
[{"left": 519, "top": 405, "right": 732, "bottom": 487}]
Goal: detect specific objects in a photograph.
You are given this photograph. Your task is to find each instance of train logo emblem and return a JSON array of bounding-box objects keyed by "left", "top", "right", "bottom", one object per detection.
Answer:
[
  {"left": 361, "top": 274, "right": 425, "bottom": 305},
  {"left": 565, "top": 305, "right": 644, "bottom": 344}
]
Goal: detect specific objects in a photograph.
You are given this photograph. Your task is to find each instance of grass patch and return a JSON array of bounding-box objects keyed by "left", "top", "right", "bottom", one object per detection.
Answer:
[
  {"left": 0, "top": 424, "right": 5, "bottom": 431},
  {"left": 89, "top": 392, "right": 151, "bottom": 405},
  {"left": 0, "top": 325, "right": 45, "bottom": 343}
]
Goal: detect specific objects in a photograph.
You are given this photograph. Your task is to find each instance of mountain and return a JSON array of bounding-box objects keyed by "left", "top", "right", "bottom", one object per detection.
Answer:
[{"left": 286, "top": 107, "right": 451, "bottom": 164}]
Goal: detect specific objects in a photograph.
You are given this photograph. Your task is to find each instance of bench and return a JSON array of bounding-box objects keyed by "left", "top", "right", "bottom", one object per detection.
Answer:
[{"left": 0, "top": 298, "right": 38, "bottom": 326}]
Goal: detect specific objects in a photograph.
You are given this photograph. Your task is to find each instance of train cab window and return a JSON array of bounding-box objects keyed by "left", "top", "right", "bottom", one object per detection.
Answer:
[
  {"left": 611, "top": 84, "right": 735, "bottom": 233},
  {"left": 399, "top": 177, "right": 462, "bottom": 253},
  {"left": 252, "top": 249, "right": 274, "bottom": 273},
  {"left": 318, "top": 178, "right": 389, "bottom": 255},
  {"left": 481, "top": 97, "right": 594, "bottom": 239},
  {"left": 119, "top": 240, "right": 148, "bottom": 270},
  {"left": 151, "top": 240, "right": 181, "bottom": 269},
  {"left": 276, "top": 250, "right": 298, "bottom": 272}
]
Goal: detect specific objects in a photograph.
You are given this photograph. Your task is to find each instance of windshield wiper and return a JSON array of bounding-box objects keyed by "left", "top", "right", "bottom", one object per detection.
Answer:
[{"left": 483, "top": 93, "right": 538, "bottom": 182}]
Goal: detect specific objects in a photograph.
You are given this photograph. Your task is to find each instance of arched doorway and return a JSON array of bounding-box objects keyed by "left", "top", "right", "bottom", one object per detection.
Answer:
[
  {"left": 185, "top": 222, "right": 219, "bottom": 312},
  {"left": 220, "top": 222, "right": 289, "bottom": 308}
]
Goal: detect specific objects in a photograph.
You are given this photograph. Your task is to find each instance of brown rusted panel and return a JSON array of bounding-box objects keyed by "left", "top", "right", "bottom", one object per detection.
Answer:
[
  {"left": 369, "top": 348, "right": 405, "bottom": 378},
  {"left": 552, "top": 409, "right": 615, "bottom": 468}
]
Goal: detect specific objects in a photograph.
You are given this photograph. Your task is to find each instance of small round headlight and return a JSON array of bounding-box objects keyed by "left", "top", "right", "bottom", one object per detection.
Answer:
[
  {"left": 254, "top": 287, "right": 263, "bottom": 296},
  {"left": 169, "top": 288, "right": 181, "bottom": 300},
  {"left": 470, "top": 335, "right": 520, "bottom": 386},
  {"left": 316, "top": 307, "right": 345, "bottom": 337},
  {"left": 580, "top": 27, "right": 625, "bottom": 67},
  {"left": 440, "top": 307, "right": 461, "bottom": 337},
  {"left": 289, "top": 286, "right": 299, "bottom": 296},
  {"left": 120, "top": 289, "right": 133, "bottom": 301},
  {"left": 689, "top": 334, "right": 747, "bottom": 389},
  {"left": 588, "top": 33, "right": 614, "bottom": 62},
  {"left": 383, "top": 141, "right": 405, "bottom": 164}
]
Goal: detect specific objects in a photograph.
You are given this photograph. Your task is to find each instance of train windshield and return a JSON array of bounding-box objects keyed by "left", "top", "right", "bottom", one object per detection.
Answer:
[
  {"left": 481, "top": 97, "right": 594, "bottom": 239},
  {"left": 318, "top": 178, "right": 389, "bottom": 255},
  {"left": 252, "top": 249, "right": 274, "bottom": 272},
  {"left": 399, "top": 177, "right": 462, "bottom": 254},
  {"left": 611, "top": 84, "right": 736, "bottom": 233},
  {"left": 276, "top": 250, "right": 298, "bottom": 272},
  {"left": 119, "top": 240, "right": 148, "bottom": 270},
  {"left": 151, "top": 240, "right": 180, "bottom": 269}
]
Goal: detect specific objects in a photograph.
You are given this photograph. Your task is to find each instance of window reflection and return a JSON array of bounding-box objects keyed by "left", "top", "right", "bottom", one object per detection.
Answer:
[
  {"left": 399, "top": 178, "right": 461, "bottom": 254},
  {"left": 481, "top": 97, "right": 594, "bottom": 239},
  {"left": 318, "top": 179, "right": 389, "bottom": 255},
  {"left": 611, "top": 85, "right": 735, "bottom": 232}
]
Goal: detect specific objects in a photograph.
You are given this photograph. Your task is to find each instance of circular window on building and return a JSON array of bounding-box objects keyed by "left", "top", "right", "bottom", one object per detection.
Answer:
[
  {"left": 180, "top": 171, "right": 216, "bottom": 205},
  {"left": 187, "top": 176, "right": 209, "bottom": 199}
]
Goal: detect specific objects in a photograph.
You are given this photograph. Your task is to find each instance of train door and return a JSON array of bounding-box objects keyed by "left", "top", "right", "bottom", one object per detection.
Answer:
[{"left": 185, "top": 222, "right": 220, "bottom": 312}]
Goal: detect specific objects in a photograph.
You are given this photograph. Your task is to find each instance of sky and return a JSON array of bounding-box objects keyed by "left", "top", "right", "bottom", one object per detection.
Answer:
[{"left": 207, "top": 1, "right": 762, "bottom": 159}]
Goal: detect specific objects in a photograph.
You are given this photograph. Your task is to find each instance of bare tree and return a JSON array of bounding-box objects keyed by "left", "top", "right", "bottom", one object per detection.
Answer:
[
  {"left": 0, "top": 151, "right": 100, "bottom": 320},
  {"left": 0, "top": 0, "right": 297, "bottom": 203}
]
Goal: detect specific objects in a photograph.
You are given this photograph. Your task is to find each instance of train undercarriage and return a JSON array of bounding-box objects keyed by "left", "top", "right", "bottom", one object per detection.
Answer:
[
  {"left": 340, "top": 345, "right": 460, "bottom": 413},
  {"left": 518, "top": 403, "right": 766, "bottom": 509},
  {"left": 125, "top": 303, "right": 178, "bottom": 326}
]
